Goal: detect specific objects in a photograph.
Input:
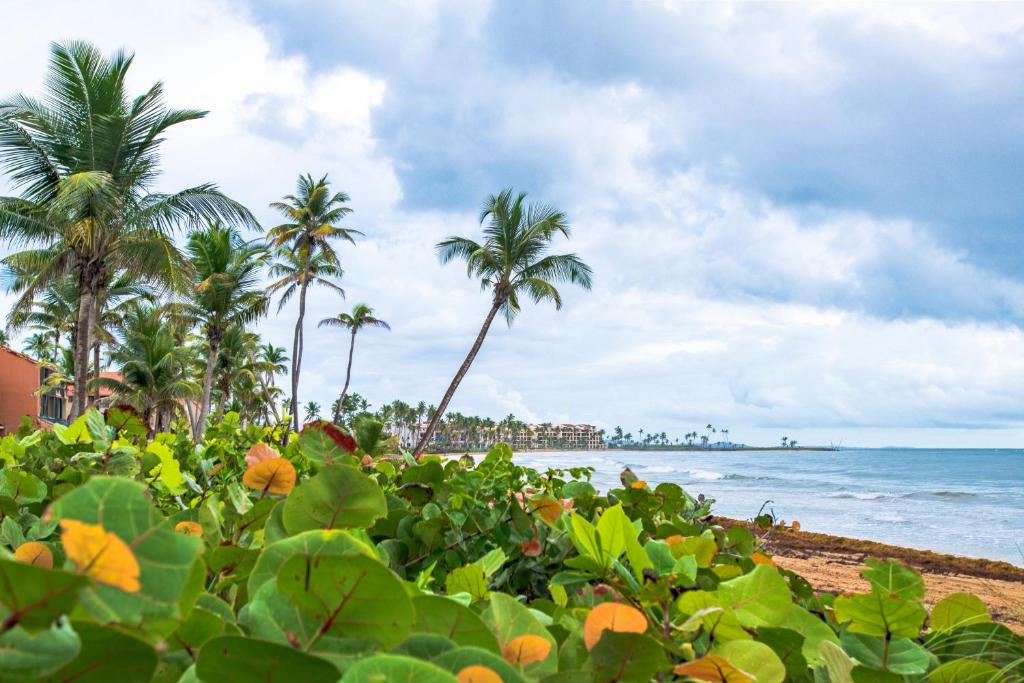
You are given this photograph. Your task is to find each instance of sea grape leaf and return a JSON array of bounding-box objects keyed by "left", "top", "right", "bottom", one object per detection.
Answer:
[
  {"left": 412, "top": 595, "right": 501, "bottom": 653},
  {"left": 676, "top": 590, "right": 751, "bottom": 642},
  {"left": 145, "top": 441, "right": 185, "bottom": 494},
  {"left": 0, "top": 559, "right": 89, "bottom": 632},
  {"left": 446, "top": 564, "right": 490, "bottom": 602},
  {"left": 242, "top": 459, "right": 296, "bottom": 495},
  {"left": 432, "top": 646, "right": 525, "bottom": 682},
  {"left": 0, "top": 619, "right": 80, "bottom": 679},
  {"left": 568, "top": 514, "right": 605, "bottom": 567},
  {"left": 833, "top": 591, "right": 926, "bottom": 638},
  {"left": 583, "top": 602, "right": 649, "bottom": 650},
  {"left": 53, "top": 413, "right": 93, "bottom": 445},
  {"left": 671, "top": 536, "right": 717, "bottom": 567},
  {"left": 59, "top": 519, "right": 141, "bottom": 592},
  {"left": 861, "top": 558, "right": 924, "bottom": 600},
  {"left": 589, "top": 631, "right": 668, "bottom": 683},
  {"left": 392, "top": 633, "right": 456, "bottom": 660},
  {"left": 757, "top": 627, "right": 811, "bottom": 683},
  {"left": 195, "top": 635, "right": 340, "bottom": 683},
  {"left": 105, "top": 406, "right": 147, "bottom": 440},
  {"left": 298, "top": 421, "right": 358, "bottom": 467},
  {"left": 716, "top": 564, "right": 794, "bottom": 628},
  {"left": 168, "top": 606, "right": 229, "bottom": 653},
  {"left": 246, "top": 528, "right": 373, "bottom": 595},
  {"left": 595, "top": 503, "right": 633, "bottom": 562},
  {"left": 929, "top": 592, "right": 990, "bottom": 631},
  {"left": 0, "top": 470, "right": 47, "bottom": 505},
  {"left": 643, "top": 540, "right": 675, "bottom": 575},
  {"left": 711, "top": 640, "right": 786, "bottom": 683},
  {"left": 40, "top": 621, "right": 157, "bottom": 682},
  {"left": 838, "top": 632, "right": 937, "bottom": 675},
  {"left": 482, "top": 593, "right": 557, "bottom": 677},
  {"left": 276, "top": 553, "right": 414, "bottom": 649},
  {"left": 781, "top": 605, "right": 838, "bottom": 664},
  {"left": 282, "top": 464, "right": 386, "bottom": 534},
  {"left": 338, "top": 654, "right": 458, "bottom": 682},
  {"left": 673, "top": 655, "right": 754, "bottom": 682},
  {"left": 818, "top": 640, "right": 855, "bottom": 683},
  {"left": 474, "top": 548, "right": 507, "bottom": 578},
  {"left": 850, "top": 667, "right": 903, "bottom": 682},
  {"left": 46, "top": 477, "right": 203, "bottom": 635}
]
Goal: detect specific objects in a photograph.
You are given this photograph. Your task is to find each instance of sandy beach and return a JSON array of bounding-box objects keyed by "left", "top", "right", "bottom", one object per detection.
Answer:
[{"left": 716, "top": 517, "right": 1024, "bottom": 633}]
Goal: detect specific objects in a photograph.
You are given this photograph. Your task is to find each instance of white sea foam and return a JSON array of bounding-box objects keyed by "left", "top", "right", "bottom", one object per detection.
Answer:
[{"left": 687, "top": 469, "right": 725, "bottom": 481}]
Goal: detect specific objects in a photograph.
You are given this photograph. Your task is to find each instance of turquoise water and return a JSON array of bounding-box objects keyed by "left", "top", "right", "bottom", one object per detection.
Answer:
[{"left": 514, "top": 448, "right": 1024, "bottom": 565}]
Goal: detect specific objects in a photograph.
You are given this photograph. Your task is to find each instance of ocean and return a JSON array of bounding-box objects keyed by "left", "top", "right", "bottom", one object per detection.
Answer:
[{"left": 512, "top": 448, "right": 1024, "bottom": 566}]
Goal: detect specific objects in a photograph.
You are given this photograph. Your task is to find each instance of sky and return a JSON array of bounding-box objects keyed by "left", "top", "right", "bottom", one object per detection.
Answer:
[{"left": 2, "top": 1, "right": 1024, "bottom": 447}]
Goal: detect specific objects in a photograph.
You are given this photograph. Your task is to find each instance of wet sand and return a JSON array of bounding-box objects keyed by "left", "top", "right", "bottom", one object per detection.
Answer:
[{"left": 715, "top": 517, "right": 1024, "bottom": 633}]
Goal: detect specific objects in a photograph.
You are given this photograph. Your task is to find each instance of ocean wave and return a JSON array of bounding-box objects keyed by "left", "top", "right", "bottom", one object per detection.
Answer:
[
  {"left": 824, "top": 491, "right": 894, "bottom": 500},
  {"left": 687, "top": 469, "right": 725, "bottom": 481},
  {"left": 902, "top": 490, "right": 978, "bottom": 500},
  {"left": 639, "top": 465, "right": 676, "bottom": 474}
]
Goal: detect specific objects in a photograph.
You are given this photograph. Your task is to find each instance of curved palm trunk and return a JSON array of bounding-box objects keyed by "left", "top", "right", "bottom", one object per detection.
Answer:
[
  {"left": 72, "top": 288, "right": 95, "bottom": 418},
  {"left": 91, "top": 340, "right": 101, "bottom": 404},
  {"left": 333, "top": 330, "right": 357, "bottom": 424},
  {"left": 412, "top": 300, "right": 501, "bottom": 457},
  {"left": 290, "top": 279, "right": 309, "bottom": 433},
  {"left": 195, "top": 339, "right": 219, "bottom": 440}
]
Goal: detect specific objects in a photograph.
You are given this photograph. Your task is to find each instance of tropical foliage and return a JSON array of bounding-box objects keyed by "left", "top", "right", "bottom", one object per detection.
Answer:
[{"left": 0, "top": 413, "right": 1016, "bottom": 682}]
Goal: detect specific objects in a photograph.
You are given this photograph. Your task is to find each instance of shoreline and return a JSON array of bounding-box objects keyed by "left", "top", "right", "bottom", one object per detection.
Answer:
[{"left": 715, "top": 517, "right": 1024, "bottom": 632}]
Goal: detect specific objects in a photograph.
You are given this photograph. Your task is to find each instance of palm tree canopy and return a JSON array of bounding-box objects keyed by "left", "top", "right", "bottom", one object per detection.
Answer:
[
  {"left": 267, "top": 249, "right": 345, "bottom": 313},
  {"left": 267, "top": 173, "right": 362, "bottom": 263},
  {"left": 436, "top": 187, "right": 592, "bottom": 324},
  {"left": 318, "top": 303, "right": 390, "bottom": 332}
]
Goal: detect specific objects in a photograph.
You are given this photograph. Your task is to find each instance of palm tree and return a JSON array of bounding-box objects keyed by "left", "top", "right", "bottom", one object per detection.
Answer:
[
  {"left": 304, "top": 401, "right": 321, "bottom": 422},
  {"left": 412, "top": 189, "right": 592, "bottom": 456},
  {"left": 181, "top": 223, "right": 268, "bottom": 438},
  {"left": 319, "top": 303, "right": 390, "bottom": 423},
  {"left": 0, "top": 42, "right": 255, "bottom": 417},
  {"left": 22, "top": 332, "right": 52, "bottom": 361},
  {"left": 267, "top": 174, "right": 361, "bottom": 432},
  {"left": 92, "top": 305, "right": 198, "bottom": 433}
]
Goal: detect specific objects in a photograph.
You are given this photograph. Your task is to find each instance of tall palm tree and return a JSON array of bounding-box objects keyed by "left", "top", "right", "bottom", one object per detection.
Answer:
[
  {"left": 318, "top": 303, "right": 390, "bottom": 423},
  {"left": 0, "top": 42, "right": 255, "bottom": 416},
  {"left": 267, "top": 174, "right": 360, "bottom": 431},
  {"left": 22, "top": 332, "right": 52, "bottom": 361},
  {"left": 412, "top": 188, "right": 592, "bottom": 457},
  {"left": 180, "top": 223, "right": 268, "bottom": 438}
]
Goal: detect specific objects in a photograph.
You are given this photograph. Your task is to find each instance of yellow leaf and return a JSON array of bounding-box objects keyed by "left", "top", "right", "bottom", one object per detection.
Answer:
[
  {"left": 175, "top": 521, "right": 203, "bottom": 537},
  {"left": 14, "top": 541, "right": 53, "bottom": 569},
  {"left": 457, "top": 665, "right": 503, "bottom": 683},
  {"left": 242, "top": 458, "right": 296, "bottom": 495},
  {"left": 751, "top": 552, "right": 776, "bottom": 567},
  {"left": 59, "top": 519, "right": 141, "bottom": 592},
  {"left": 583, "top": 601, "right": 649, "bottom": 650},
  {"left": 502, "top": 634, "right": 551, "bottom": 666},
  {"left": 673, "top": 655, "right": 754, "bottom": 682},
  {"left": 530, "top": 496, "right": 563, "bottom": 524},
  {"left": 630, "top": 480, "right": 648, "bottom": 490}
]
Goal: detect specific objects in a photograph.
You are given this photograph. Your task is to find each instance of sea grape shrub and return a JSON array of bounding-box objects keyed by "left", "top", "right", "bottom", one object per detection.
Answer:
[{"left": 0, "top": 409, "right": 1018, "bottom": 682}]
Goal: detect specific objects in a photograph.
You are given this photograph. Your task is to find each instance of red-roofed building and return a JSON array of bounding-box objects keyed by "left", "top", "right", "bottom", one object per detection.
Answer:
[{"left": 0, "top": 346, "right": 66, "bottom": 434}]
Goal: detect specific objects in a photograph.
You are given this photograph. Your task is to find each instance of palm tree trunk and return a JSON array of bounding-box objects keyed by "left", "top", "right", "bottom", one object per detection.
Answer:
[
  {"left": 195, "top": 339, "right": 219, "bottom": 441},
  {"left": 412, "top": 300, "right": 501, "bottom": 457},
  {"left": 91, "top": 340, "right": 101, "bottom": 404},
  {"left": 333, "top": 330, "right": 357, "bottom": 423},
  {"left": 72, "top": 288, "right": 95, "bottom": 418},
  {"left": 291, "top": 280, "right": 309, "bottom": 432}
]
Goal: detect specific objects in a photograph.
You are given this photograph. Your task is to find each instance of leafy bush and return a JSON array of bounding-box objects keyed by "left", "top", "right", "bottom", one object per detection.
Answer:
[{"left": 0, "top": 409, "right": 1019, "bottom": 682}]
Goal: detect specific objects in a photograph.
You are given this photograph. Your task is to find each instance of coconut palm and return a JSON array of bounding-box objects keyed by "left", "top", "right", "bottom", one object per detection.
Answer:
[
  {"left": 412, "top": 188, "right": 592, "bottom": 456},
  {"left": 0, "top": 42, "right": 255, "bottom": 417},
  {"left": 304, "top": 401, "right": 321, "bottom": 422},
  {"left": 180, "top": 223, "right": 268, "bottom": 438},
  {"left": 319, "top": 303, "right": 390, "bottom": 423},
  {"left": 267, "top": 174, "right": 361, "bottom": 432},
  {"left": 22, "top": 332, "right": 52, "bottom": 361}
]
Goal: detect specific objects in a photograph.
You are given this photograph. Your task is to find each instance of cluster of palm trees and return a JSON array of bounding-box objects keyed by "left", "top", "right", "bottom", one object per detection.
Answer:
[
  {"left": 607, "top": 424, "right": 733, "bottom": 449},
  {"left": 0, "top": 41, "right": 592, "bottom": 446}
]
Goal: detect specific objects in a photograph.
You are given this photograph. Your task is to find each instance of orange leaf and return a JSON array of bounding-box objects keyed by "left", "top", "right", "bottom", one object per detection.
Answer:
[
  {"left": 14, "top": 541, "right": 53, "bottom": 569},
  {"left": 520, "top": 536, "right": 542, "bottom": 557},
  {"left": 242, "top": 458, "right": 296, "bottom": 495},
  {"left": 531, "top": 496, "right": 563, "bottom": 524},
  {"left": 245, "top": 442, "right": 280, "bottom": 468},
  {"left": 664, "top": 534, "right": 685, "bottom": 547},
  {"left": 502, "top": 634, "right": 551, "bottom": 666},
  {"left": 750, "top": 552, "right": 776, "bottom": 567},
  {"left": 791, "top": 520, "right": 801, "bottom": 532},
  {"left": 175, "top": 521, "right": 203, "bottom": 537},
  {"left": 457, "top": 665, "right": 503, "bottom": 683},
  {"left": 583, "top": 602, "right": 649, "bottom": 650},
  {"left": 673, "top": 655, "right": 754, "bottom": 682},
  {"left": 59, "top": 519, "right": 141, "bottom": 592},
  {"left": 630, "top": 480, "right": 649, "bottom": 490}
]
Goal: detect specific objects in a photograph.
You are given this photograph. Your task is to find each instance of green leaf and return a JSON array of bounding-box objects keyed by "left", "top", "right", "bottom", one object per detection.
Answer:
[
  {"left": 930, "top": 592, "right": 990, "bottom": 632},
  {"left": 145, "top": 441, "right": 185, "bottom": 494},
  {"left": 482, "top": 593, "right": 557, "bottom": 677},
  {"left": 838, "top": 632, "right": 937, "bottom": 675},
  {"left": 643, "top": 540, "right": 675, "bottom": 575},
  {"left": 861, "top": 558, "right": 924, "bottom": 601},
  {"left": 298, "top": 421, "right": 358, "bottom": 468},
  {"left": 432, "top": 646, "right": 525, "bottom": 682},
  {"left": 246, "top": 529, "right": 373, "bottom": 596},
  {"left": 758, "top": 627, "right": 812, "bottom": 683},
  {"left": 711, "top": 639, "right": 786, "bottom": 683},
  {"left": 46, "top": 477, "right": 203, "bottom": 636},
  {"left": 276, "top": 553, "right": 414, "bottom": 649},
  {"left": 392, "top": 633, "right": 456, "bottom": 660},
  {"left": 673, "top": 536, "right": 717, "bottom": 567},
  {"left": 474, "top": 548, "right": 507, "bottom": 578},
  {"left": 168, "top": 606, "right": 229, "bottom": 653},
  {"left": 676, "top": 590, "right": 751, "bottom": 642},
  {"left": 40, "top": 621, "right": 157, "bottom": 682},
  {"left": 53, "top": 413, "right": 93, "bottom": 445},
  {"left": 105, "top": 406, "right": 148, "bottom": 440},
  {"left": 0, "top": 620, "right": 80, "bottom": 679},
  {"left": 0, "top": 517, "right": 25, "bottom": 548},
  {"left": 833, "top": 591, "right": 926, "bottom": 638},
  {"left": 338, "top": 654, "right": 458, "bottom": 682},
  {"left": 195, "top": 635, "right": 340, "bottom": 683},
  {"left": 412, "top": 595, "right": 500, "bottom": 653},
  {"left": 568, "top": 513, "right": 604, "bottom": 567},
  {"left": 927, "top": 659, "right": 1003, "bottom": 683},
  {"left": 282, "top": 464, "right": 386, "bottom": 534},
  {"left": 446, "top": 564, "right": 490, "bottom": 603},
  {"left": 0, "top": 559, "right": 89, "bottom": 632},
  {"left": 0, "top": 470, "right": 47, "bottom": 505},
  {"left": 818, "top": 640, "right": 855, "bottom": 683},
  {"left": 716, "top": 565, "right": 794, "bottom": 628},
  {"left": 589, "top": 631, "right": 669, "bottom": 683},
  {"left": 595, "top": 503, "right": 632, "bottom": 561},
  {"left": 781, "top": 605, "right": 839, "bottom": 665}
]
